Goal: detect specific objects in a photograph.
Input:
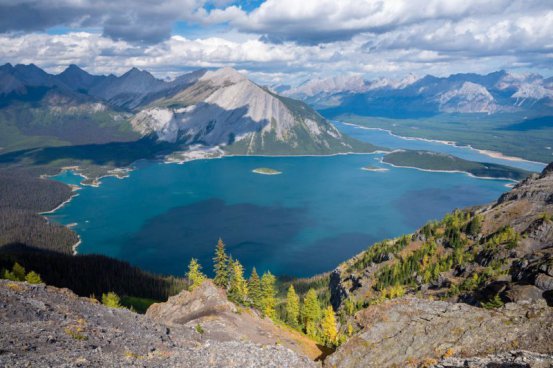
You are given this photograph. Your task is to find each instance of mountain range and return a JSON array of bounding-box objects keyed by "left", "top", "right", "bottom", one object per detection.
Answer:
[
  {"left": 0, "top": 63, "right": 372, "bottom": 159},
  {"left": 279, "top": 70, "right": 553, "bottom": 118}
]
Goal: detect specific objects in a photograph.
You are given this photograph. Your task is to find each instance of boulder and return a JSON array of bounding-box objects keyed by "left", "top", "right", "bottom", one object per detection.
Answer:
[
  {"left": 535, "top": 273, "right": 553, "bottom": 291},
  {"left": 504, "top": 284, "right": 544, "bottom": 303}
]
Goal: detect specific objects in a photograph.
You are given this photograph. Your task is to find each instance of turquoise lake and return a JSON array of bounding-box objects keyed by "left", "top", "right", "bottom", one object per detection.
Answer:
[{"left": 48, "top": 124, "right": 537, "bottom": 278}]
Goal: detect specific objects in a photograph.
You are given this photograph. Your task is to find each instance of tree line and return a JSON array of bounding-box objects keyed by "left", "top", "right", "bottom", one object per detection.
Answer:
[{"left": 186, "top": 238, "right": 342, "bottom": 347}]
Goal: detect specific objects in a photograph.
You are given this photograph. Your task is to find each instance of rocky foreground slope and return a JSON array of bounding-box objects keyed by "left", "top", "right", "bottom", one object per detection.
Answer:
[
  {"left": 0, "top": 280, "right": 316, "bottom": 368},
  {"left": 326, "top": 163, "right": 553, "bottom": 367},
  {"left": 326, "top": 297, "right": 552, "bottom": 367}
]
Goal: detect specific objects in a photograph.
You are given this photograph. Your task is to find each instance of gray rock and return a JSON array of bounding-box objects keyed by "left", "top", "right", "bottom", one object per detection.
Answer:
[
  {"left": 435, "top": 350, "right": 553, "bottom": 368},
  {"left": 0, "top": 280, "right": 317, "bottom": 368},
  {"left": 535, "top": 273, "right": 553, "bottom": 291},
  {"left": 504, "top": 284, "right": 544, "bottom": 303},
  {"left": 325, "top": 297, "right": 553, "bottom": 368}
]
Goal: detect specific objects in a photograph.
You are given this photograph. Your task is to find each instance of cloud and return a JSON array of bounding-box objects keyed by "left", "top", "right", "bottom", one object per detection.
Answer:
[
  {"left": 0, "top": 0, "right": 551, "bottom": 82},
  {"left": 0, "top": 0, "right": 209, "bottom": 44},
  {"left": 1, "top": 29, "right": 549, "bottom": 87},
  {"left": 207, "top": 0, "right": 553, "bottom": 45}
]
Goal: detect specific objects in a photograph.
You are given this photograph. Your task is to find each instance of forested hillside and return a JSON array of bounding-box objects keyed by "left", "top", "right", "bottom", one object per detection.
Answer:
[{"left": 0, "top": 169, "right": 77, "bottom": 252}]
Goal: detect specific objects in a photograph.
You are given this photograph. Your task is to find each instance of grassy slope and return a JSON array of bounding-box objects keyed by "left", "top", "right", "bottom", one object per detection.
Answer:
[
  {"left": 0, "top": 101, "right": 139, "bottom": 154},
  {"left": 335, "top": 113, "right": 553, "bottom": 163},
  {"left": 383, "top": 150, "right": 531, "bottom": 180}
]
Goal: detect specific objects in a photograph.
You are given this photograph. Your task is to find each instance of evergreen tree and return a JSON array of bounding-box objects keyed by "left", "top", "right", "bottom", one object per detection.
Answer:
[
  {"left": 466, "top": 214, "right": 483, "bottom": 236},
  {"left": 186, "top": 258, "right": 206, "bottom": 291},
  {"left": 321, "top": 305, "right": 338, "bottom": 346},
  {"left": 25, "top": 271, "right": 42, "bottom": 284},
  {"left": 228, "top": 259, "right": 248, "bottom": 304},
  {"left": 285, "top": 285, "right": 300, "bottom": 328},
  {"left": 301, "top": 288, "right": 321, "bottom": 338},
  {"left": 260, "top": 271, "right": 277, "bottom": 319},
  {"left": 248, "top": 267, "right": 262, "bottom": 309},
  {"left": 12, "top": 262, "right": 26, "bottom": 281},
  {"left": 213, "top": 238, "right": 229, "bottom": 288},
  {"left": 101, "top": 292, "right": 122, "bottom": 308}
]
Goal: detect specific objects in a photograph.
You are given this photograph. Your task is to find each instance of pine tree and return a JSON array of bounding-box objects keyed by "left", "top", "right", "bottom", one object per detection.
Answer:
[
  {"left": 228, "top": 259, "right": 248, "bottom": 304},
  {"left": 186, "top": 258, "right": 206, "bottom": 290},
  {"left": 12, "top": 262, "right": 26, "bottom": 281},
  {"left": 213, "top": 238, "right": 229, "bottom": 288},
  {"left": 301, "top": 288, "right": 321, "bottom": 338},
  {"left": 101, "top": 292, "right": 122, "bottom": 308},
  {"left": 248, "top": 267, "right": 262, "bottom": 309},
  {"left": 260, "top": 271, "right": 277, "bottom": 319},
  {"left": 285, "top": 285, "right": 300, "bottom": 328},
  {"left": 25, "top": 271, "right": 42, "bottom": 284},
  {"left": 321, "top": 305, "right": 338, "bottom": 346}
]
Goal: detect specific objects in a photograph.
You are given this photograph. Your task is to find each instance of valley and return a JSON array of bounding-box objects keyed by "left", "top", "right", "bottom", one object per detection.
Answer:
[
  {"left": 1, "top": 64, "right": 552, "bottom": 368},
  {"left": 335, "top": 113, "right": 553, "bottom": 164}
]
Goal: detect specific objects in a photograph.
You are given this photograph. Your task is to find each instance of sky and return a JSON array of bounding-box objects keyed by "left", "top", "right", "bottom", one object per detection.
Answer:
[{"left": 0, "top": 0, "right": 552, "bottom": 85}]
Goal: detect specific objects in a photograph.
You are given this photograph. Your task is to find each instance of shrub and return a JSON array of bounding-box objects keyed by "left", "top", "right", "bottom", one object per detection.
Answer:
[
  {"left": 25, "top": 271, "right": 42, "bottom": 284},
  {"left": 102, "top": 292, "right": 123, "bottom": 308}
]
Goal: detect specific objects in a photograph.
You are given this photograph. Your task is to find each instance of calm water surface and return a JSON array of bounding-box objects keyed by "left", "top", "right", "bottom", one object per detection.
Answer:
[{"left": 48, "top": 125, "right": 517, "bottom": 277}]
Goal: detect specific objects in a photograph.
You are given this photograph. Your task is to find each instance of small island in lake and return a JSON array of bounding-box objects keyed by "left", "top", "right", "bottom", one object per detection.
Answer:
[
  {"left": 252, "top": 168, "right": 282, "bottom": 175},
  {"left": 361, "top": 165, "right": 389, "bottom": 172},
  {"left": 383, "top": 150, "right": 531, "bottom": 180}
]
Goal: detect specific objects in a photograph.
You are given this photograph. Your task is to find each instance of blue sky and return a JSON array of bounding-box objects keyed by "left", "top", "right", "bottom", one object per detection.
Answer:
[{"left": 0, "top": 0, "right": 552, "bottom": 84}]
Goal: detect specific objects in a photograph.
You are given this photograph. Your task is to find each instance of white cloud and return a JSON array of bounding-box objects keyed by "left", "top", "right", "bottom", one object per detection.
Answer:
[{"left": 0, "top": 0, "right": 552, "bottom": 84}]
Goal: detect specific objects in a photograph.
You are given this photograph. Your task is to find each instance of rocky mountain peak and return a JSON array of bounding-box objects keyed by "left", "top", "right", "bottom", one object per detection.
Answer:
[
  {"left": 121, "top": 67, "right": 156, "bottom": 81},
  {"left": 199, "top": 66, "right": 247, "bottom": 86}
]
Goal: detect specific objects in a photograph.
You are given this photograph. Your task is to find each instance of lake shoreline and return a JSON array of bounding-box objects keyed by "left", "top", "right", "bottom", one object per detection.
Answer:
[
  {"left": 339, "top": 121, "right": 547, "bottom": 168},
  {"left": 380, "top": 158, "right": 518, "bottom": 186}
]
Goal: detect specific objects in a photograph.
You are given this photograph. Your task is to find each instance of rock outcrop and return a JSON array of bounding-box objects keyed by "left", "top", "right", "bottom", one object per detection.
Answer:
[
  {"left": 146, "top": 280, "right": 323, "bottom": 360},
  {"left": 0, "top": 280, "right": 316, "bottom": 367},
  {"left": 326, "top": 297, "right": 553, "bottom": 368}
]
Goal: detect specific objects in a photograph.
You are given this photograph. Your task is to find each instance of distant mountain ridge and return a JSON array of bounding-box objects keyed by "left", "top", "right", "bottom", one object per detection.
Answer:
[
  {"left": 0, "top": 63, "right": 375, "bottom": 158},
  {"left": 280, "top": 70, "right": 553, "bottom": 117}
]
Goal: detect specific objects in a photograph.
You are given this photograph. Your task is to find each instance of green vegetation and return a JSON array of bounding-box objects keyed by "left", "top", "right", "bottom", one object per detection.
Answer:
[
  {"left": 301, "top": 289, "right": 322, "bottom": 338},
  {"left": 260, "top": 272, "right": 277, "bottom": 318},
  {"left": 321, "top": 306, "right": 338, "bottom": 346},
  {"left": 0, "top": 97, "right": 138, "bottom": 154},
  {"left": 248, "top": 267, "right": 262, "bottom": 309},
  {"left": 481, "top": 293, "right": 505, "bottom": 309},
  {"left": 338, "top": 113, "right": 553, "bottom": 163},
  {"left": 102, "top": 292, "right": 123, "bottom": 308},
  {"left": 252, "top": 167, "right": 282, "bottom": 175},
  {"left": 383, "top": 150, "right": 531, "bottom": 180},
  {"left": 120, "top": 296, "right": 159, "bottom": 314},
  {"left": 179, "top": 239, "right": 341, "bottom": 347},
  {"left": 1, "top": 262, "right": 43, "bottom": 284},
  {"left": 195, "top": 323, "right": 205, "bottom": 334},
  {"left": 0, "top": 248, "right": 186, "bottom": 301},
  {"left": 285, "top": 285, "right": 300, "bottom": 328},
  {"left": 0, "top": 169, "right": 78, "bottom": 253},
  {"left": 25, "top": 271, "right": 42, "bottom": 284},
  {"left": 186, "top": 258, "right": 206, "bottom": 291},
  {"left": 213, "top": 238, "right": 230, "bottom": 287},
  {"left": 344, "top": 208, "right": 524, "bottom": 308},
  {"left": 228, "top": 259, "right": 249, "bottom": 304}
]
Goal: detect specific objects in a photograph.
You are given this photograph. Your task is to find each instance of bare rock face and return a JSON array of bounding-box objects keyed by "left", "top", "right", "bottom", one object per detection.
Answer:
[
  {"left": 146, "top": 280, "right": 323, "bottom": 360},
  {"left": 325, "top": 297, "right": 553, "bottom": 368},
  {"left": 436, "top": 350, "right": 553, "bottom": 368},
  {"left": 146, "top": 280, "right": 237, "bottom": 325},
  {"left": 0, "top": 280, "right": 316, "bottom": 367}
]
